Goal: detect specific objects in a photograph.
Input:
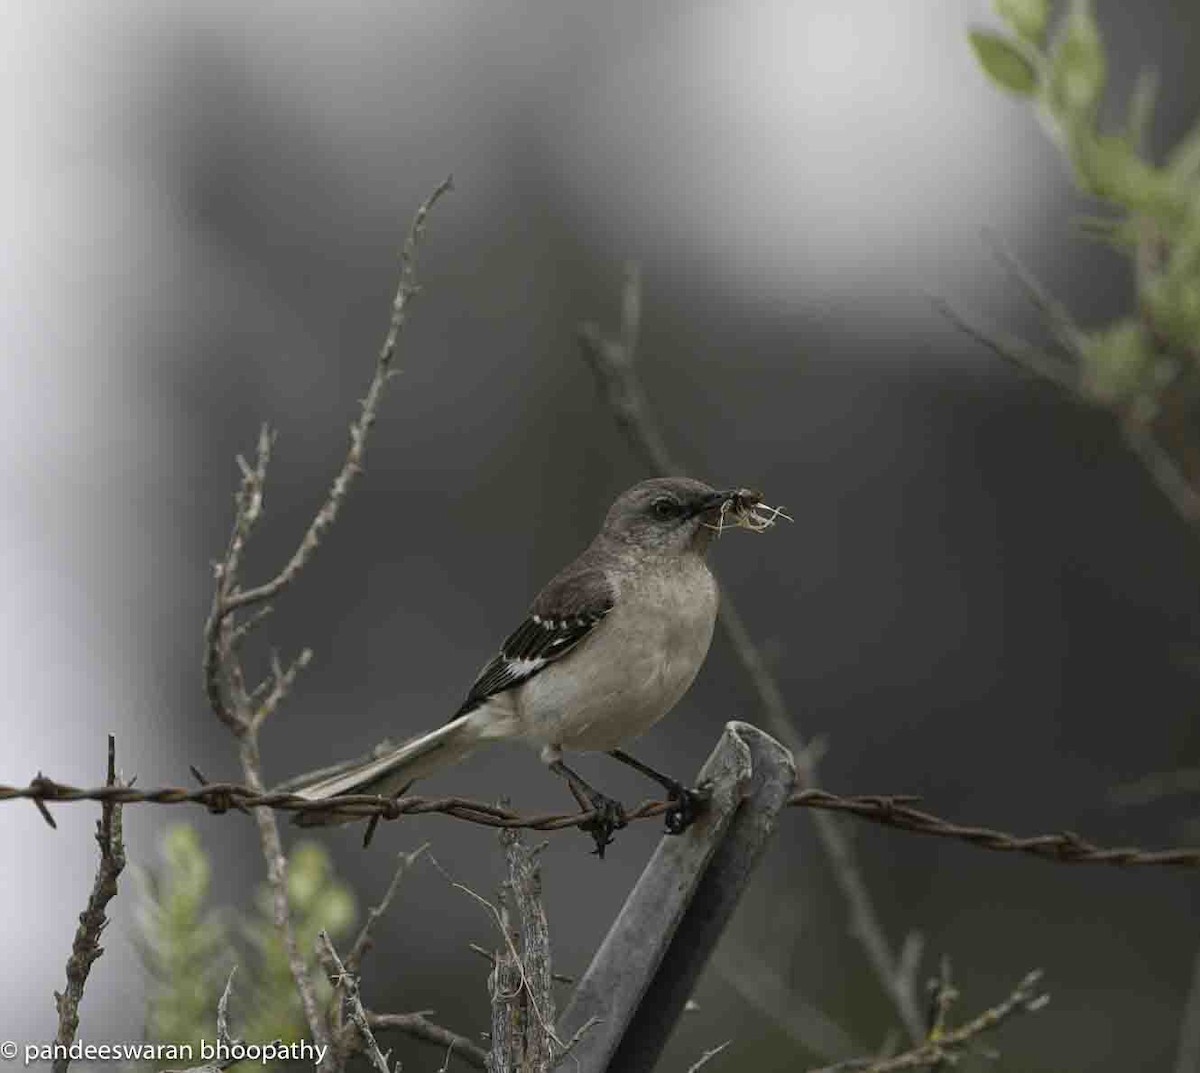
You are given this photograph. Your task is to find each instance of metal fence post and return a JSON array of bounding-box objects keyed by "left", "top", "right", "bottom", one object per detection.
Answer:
[{"left": 556, "top": 721, "right": 796, "bottom": 1072}]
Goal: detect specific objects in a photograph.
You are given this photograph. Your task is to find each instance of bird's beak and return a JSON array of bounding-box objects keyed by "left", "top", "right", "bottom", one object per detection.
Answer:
[{"left": 691, "top": 489, "right": 747, "bottom": 518}]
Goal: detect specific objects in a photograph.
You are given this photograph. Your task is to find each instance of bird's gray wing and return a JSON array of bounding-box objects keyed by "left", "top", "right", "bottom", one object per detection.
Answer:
[{"left": 452, "top": 564, "right": 614, "bottom": 718}]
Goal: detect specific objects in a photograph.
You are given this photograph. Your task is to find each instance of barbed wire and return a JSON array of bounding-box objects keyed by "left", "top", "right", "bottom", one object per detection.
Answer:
[{"left": 3, "top": 774, "right": 1198, "bottom": 869}]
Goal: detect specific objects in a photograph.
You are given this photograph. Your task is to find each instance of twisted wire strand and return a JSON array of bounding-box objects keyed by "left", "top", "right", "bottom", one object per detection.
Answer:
[{"left": 3, "top": 776, "right": 1197, "bottom": 868}]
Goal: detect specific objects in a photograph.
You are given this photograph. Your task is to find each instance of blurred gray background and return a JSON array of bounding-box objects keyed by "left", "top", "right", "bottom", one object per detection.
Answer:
[{"left": 3, "top": 1, "right": 1200, "bottom": 1069}]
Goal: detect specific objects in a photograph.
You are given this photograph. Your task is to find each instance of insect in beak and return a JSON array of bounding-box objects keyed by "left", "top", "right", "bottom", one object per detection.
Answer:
[{"left": 703, "top": 488, "right": 793, "bottom": 536}]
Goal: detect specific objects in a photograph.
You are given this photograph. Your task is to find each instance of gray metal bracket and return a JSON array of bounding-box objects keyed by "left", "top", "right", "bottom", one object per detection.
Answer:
[{"left": 556, "top": 721, "right": 797, "bottom": 1072}]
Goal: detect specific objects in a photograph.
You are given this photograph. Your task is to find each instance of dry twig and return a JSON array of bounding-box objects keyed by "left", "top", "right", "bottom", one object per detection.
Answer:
[
  {"left": 981, "top": 227, "right": 1084, "bottom": 356},
  {"left": 1176, "top": 942, "right": 1200, "bottom": 1073},
  {"left": 498, "top": 827, "right": 556, "bottom": 1072},
  {"left": 806, "top": 968, "right": 1048, "bottom": 1073},
  {"left": 432, "top": 832, "right": 580, "bottom": 1073},
  {"left": 931, "top": 297, "right": 1080, "bottom": 394},
  {"left": 487, "top": 902, "right": 524, "bottom": 1073},
  {"left": 237, "top": 733, "right": 329, "bottom": 1064},
  {"left": 937, "top": 235, "right": 1200, "bottom": 531},
  {"left": 163, "top": 969, "right": 259, "bottom": 1073},
  {"left": 320, "top": 932, "right": 393, "bottom": 1073},
  {"left": 427, "top": 855, "right": 536, "bottom": 1073},
  {"left": 366, "top": 1012, "right": 488, "bottom": 1070},
  {"left": 204, "top": 175, "right": 455, "bottom": 642},
  {"left": 52, "top": 734, "right": 125, "bottom": 1073},
  {"left": 1120, "top": 417, "right": 1200, "bottom": 528},
  {"left": 194, "top": 177, "right": 451, "bottom": 1070},
  {"left": 469, "top": 943, "right": 575, "bottom": 986},
  {"left": 579, "top": 264, "right": 926, "bottom": 1039},
  {"left": 685, "top": 1040, "right": 732, "bottom": 1073},
  {"left": 346, "top": 843, "right": 430, "bottom": 974}
]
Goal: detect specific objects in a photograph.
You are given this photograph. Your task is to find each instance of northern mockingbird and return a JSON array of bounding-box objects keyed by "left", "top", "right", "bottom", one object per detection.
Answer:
[{"left": 291, "top": 477, "right": 784, "bottom": 853}]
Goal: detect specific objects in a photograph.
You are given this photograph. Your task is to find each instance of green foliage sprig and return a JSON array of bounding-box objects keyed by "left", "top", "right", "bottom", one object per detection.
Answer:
[
  {"left": 135, "top": 826, "right": 356, "bottom": 1063},
  {"left": 968, "top": 0, "right": 1200, "bottom": 410}
]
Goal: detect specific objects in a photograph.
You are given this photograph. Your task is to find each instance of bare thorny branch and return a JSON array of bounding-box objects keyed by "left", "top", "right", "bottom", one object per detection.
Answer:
[
  {"left": 203, "top": 174, "right": 454, "bottom": 735},
  {"left": 238, "top": 732, "right": 329, "bottom": 1064},
  {"left": 494, "top": 828, "right": 557, "bottom": 1072},
  {"left": 35, "top": 179, "right": 476, "bottom": 1073},
  {"left": 429, "top": 830, "right": 598, "bottom": 1073},
  {"left": 52, "top": 734, "right": 126, "bottom": 1073},
  {"left": 321, "top": 845, "right": 486, "bottom": 1071},
  {"left": 430, "top": 846, "right": 560, "bottom": 1073},
  {"left": 204, "top": 175, "right": 455, "bottom": 682},
  {"left": 320, "top": 932, "right": 394, "bottom": 1073},
  {"left": 195, "top": 176, "right": 453, "bottom": 1072}
]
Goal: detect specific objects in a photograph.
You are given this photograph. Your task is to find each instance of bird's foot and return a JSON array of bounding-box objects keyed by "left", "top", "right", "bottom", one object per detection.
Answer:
[
  {"left": 580, "top": 792, "right": 628, "bottom": 859},
  {"left": 664, "top": 780, "right": 712, "bottom": 835}
]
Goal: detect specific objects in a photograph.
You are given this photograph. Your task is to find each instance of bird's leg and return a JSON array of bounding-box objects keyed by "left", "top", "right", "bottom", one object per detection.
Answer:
[
  {"left": 608, "top": 749, "right": 710, "bottom": 835},
  {"left": 547, "top": 757, "right": 627, "bottom": 858}
]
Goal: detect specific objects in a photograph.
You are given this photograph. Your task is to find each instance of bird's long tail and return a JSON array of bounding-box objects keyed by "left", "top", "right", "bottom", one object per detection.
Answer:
[{"left": 287, "top": 712, "right": 485, "bottom": 826}]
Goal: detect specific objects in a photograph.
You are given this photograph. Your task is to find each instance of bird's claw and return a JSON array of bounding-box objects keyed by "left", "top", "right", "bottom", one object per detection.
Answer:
[
  {"left": 581, "top": 793, "right": 628, "bottom": 859},
  {"left": 664, "top": 780, "right": 711, "bottom": 835}
]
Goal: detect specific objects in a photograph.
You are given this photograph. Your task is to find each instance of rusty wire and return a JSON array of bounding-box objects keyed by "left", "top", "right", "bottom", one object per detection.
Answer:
[{"left": 3, "top": 774, "right": 1198, "bottom": 868}]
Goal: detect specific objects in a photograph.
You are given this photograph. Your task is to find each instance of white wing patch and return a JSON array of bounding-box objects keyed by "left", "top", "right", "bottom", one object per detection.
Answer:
[
  {"left": 505, "top": 656, "right": 550, "bottom": 678},
  {"left": 452, "top": 606, "right": 610, "bottom": 718}
]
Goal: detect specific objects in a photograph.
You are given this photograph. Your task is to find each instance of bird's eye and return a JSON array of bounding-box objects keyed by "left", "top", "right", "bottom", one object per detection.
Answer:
[{"left": 651, "top": 497, "right": 680, "bottom": 520}]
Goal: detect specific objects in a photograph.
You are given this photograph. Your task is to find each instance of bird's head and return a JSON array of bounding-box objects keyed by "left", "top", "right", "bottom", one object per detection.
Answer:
[{"left": 600, "top": 477, "right": 788, "bottom": 556}]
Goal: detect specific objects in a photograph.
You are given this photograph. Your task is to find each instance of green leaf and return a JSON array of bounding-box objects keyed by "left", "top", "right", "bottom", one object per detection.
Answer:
[
  {"left": 138, "top": 826, "right": 230, "bottom": 1053},
  {"left": 1049, "top": 0, "right": 1106, "bottom": 119},
  {"left": 1080, "top": 319, "right": 1152, "bottom": 404},
  {"left": 137, "top": 826, "right": 361, "bottom": 1067},
  {"left": 969, "top": 31, "right": 1039, "bottom": 96},
  {"left": 994, "top": 0, "right": 1051, "bottom": 46},
  {"left": 1070, "top": 134, "right": 1182, "bottom": 222}
]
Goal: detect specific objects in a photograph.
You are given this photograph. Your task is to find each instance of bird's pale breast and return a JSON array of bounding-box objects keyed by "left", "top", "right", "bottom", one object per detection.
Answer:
[{"left": 514, "top": 554, "right": 719, "bottom": 751}]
